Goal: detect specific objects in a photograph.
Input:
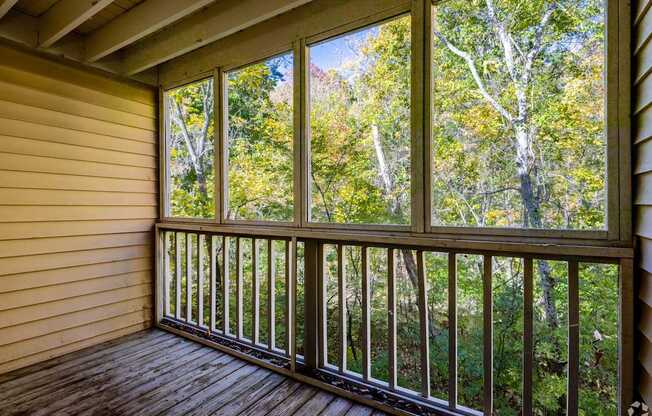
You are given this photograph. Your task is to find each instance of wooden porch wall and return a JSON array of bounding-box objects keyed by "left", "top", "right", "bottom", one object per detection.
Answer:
[
  {"left": 636, "top": 0, "right": 652, "bottom": 403},
  {"left": 0, "top": 44, "right": 158, "bottom": 374}
]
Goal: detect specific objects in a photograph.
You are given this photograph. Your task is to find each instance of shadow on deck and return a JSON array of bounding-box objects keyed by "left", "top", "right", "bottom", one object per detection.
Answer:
[{"left": 0, "top": 329, "right": 384, "bottom": 416}]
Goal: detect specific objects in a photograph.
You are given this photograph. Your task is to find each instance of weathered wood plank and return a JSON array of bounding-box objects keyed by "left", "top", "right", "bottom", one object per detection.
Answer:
[{"left": 237, "top": 379, "right": 303, "bottom": 416}]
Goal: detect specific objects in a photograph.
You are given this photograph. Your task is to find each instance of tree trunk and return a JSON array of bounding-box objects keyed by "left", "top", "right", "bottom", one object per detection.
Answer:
[{"left": 515, "top": 125, "right": 559, "bottom": 329}]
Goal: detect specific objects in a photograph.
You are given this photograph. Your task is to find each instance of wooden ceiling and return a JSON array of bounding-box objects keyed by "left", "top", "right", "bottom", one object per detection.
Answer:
[{"left": 0, "top": 0, "right": 313, "bottom": 84}]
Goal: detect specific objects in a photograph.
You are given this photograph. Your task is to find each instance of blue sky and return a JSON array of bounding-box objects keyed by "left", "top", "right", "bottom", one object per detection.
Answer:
[{"left": 309, "top": 25, "right": 379, "bottom": 72}]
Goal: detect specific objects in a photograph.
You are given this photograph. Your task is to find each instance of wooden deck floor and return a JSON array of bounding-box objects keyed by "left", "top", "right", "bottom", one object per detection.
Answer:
[{"left": 0, "top": 329, "right": 384, "bottom": 416}]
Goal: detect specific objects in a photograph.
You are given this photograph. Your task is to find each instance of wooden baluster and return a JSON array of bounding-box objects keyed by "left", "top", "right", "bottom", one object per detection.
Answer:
[
  {"left": 318, "top": 243, "right": 326, "bottom": 368},
  {"left": 223, "top": 236, "right": 230, "bottom": 335},
  {"left": 448, "top": 252, "right": 457, "bottom": 408},
  {"left": 164, "top": 232, "right": 170, "bottom": 318},
  {"left": 198, "top": 234, "right": 204, "bottom": 328},
  {"left": 289, "top": 238, "right": 297, "bottom": 372},
  {"left": 175, "top": 232, "right": 181, "bottom": 321},
  {"left": 268, "top": 239, "right": 275, "bottom": 351},
  {"left": 362, "top": 246, "right": 371, "bottom": 381},
  {"left": 285, "top": 239, "right": 291, "bottom": 356},
  {"left": 236, "top": 237, "right": 243, "bottom": 339},
  {"left": 483, "top": 255, "right": 493, "bottom": 415},
  {"left": 252, "top": 238, "right": 260, "bottom": 345},
  {"left": 388, "top": 248, "right": 396, "bottom": 390},
  {"left": 523, "top": 258, "right": 534, "bottom": 416},
  {"left": 567, "top": 260, "right": 579, "bottom": 416},
  {"left": 338, "top": 244, "right": 347, "bottom": 373},
  {"left": 417, "top": 250, "right": 430, "bottom": 398},
  {"left": 210, "top": 235, "right": 216, "bottom": 332},
  {"left": 186, "top": 234, "right": 193, "bottom": 323}
]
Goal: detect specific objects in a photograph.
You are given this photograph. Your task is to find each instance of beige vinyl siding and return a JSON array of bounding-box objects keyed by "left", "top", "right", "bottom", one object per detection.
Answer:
[
  {"left": 636, "top": 0, "right": 652, "bottom": 404},
  {"left": 0, "top": 44, "right": 157, "bottom": 374}
]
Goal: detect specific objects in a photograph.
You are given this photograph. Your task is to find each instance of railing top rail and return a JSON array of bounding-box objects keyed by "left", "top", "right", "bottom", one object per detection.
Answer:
[{"left": 155, "top": 222, "right": 632, "bottom": 262}]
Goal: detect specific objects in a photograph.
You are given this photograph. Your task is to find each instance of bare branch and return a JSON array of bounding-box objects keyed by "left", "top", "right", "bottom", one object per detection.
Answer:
[
  {"left": 433, "top": 29, "right": 514, "bottom": 122},
  {"left": 523, "top": 3, "right": 558, "bottom": 86}
]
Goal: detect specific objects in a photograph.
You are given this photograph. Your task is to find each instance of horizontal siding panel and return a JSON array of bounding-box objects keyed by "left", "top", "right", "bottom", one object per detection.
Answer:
[
  {"left": 636, "top": 38, "right": 652, "bottom": 85},
  {"left": 642, "top": 238, "right": 652, "bottom": 274},
  {"left": 641, "top": 271, "right": 652, "bottom": 309},
  {"left": 637, "top": 5, "right": 652, "bottom": 55},
  {"left": 0, "top": 135, "right": 156, "bottom": 169},
  {"left": 637, "top": 0, "right": 652, "bottom": 25},
  {"left": 0, "top": 311, "right": 152, "bottom": 364},
  {"left": 640, "top": 302, "right": 652, "bottom": 343},
  {"left": 0, "top": 233, "right": 151, "bottom": 259},
  {"left": 0, "top": 284, "right": 152, "bottom": 329},
  {"left": 635, "top": 106, "right": 652, "bottom": 144},
  {"left": 642, "top": 335, "right": 652, "bottom": 379},
  {"left": 636, "top": 138, "right": 652, "bottom": 174},
  {"left": 0, "top": 245, "right": 151, "bottom": 276},
  {"left": 0, "top": 171, "right": 157, "bottom": 193},
  {"left": 0, "top": 100, "right": 156, "bottom": 143},
  {"left": 0, "top": 220, "right": 154, "bottom": 241},
  {"left": 0, "top": 322, "right": 151, "bottom": 375},
  {"left": 635, "top": 172, "right": 652, "bottom": 204},
  {"left": 0, "top": 206, "right": 157, "bottom": 222},
  {"left": 0, "top": 189, "right": 157, "bottom": 207},
  {"left": 637, "top": 75, "right": 652, "bottom": 115},
  {"left": 0, "top": 45, "right": 156, "bottom": 106},
  {"left": 0, "top": 64, "right": 156, "bottom": 119},
  {"left": 0, "top": 153, "right": 156, "bottom": 181},
  {"left": 0, "top": 79, "right": 156, "bottom": 131},
  {"left": 0, "top": 257, "right": 152, "bottom": 293},
  {"left": 0, "top": 271, "right": 151, "bottom": 311},
  {"left": 0, "top": 297, "right": 152, "bottom": 346},
  {"left": 636, "top": 206, "right": 652, "bottom": 238}
]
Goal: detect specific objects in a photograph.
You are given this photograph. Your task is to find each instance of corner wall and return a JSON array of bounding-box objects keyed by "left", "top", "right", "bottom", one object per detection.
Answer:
[
  {"left": 635, "top": 0, "right": 652, "bottom": 403},
  {"left": 0, "top": 44, "right": 158, "bottom": 374}
]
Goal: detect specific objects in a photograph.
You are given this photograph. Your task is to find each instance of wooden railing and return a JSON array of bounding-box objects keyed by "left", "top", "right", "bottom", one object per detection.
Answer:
[{"left": 154, "top": 223, "right": 634, "bottom": 416}]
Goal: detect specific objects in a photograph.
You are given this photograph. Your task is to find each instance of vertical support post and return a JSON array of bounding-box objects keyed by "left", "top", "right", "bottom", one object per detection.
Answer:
[
  {"left": 198, "top": 234, "right": 204, "bottom": 328},
  {"left": 417, "top": 250, "right": 430, "bottom": 398},
  {"left": 338, "top": 244, "right": 347, "bottom": 373},
  {"left": 289, "top": 238, "right": 297, "bottom": 371},
  {"left": 483, "top": 255, "right": 493, "bottom": 415},
  {"left": 303, "top": 239, "right": 319, "bottom": 370},
  {"left": 268, "top": 239, "right": 276, "bottom": 350},
  {"left": 163, "top": 231, "right": 170, "bottom": 318},
  {"left": 568, "top": 260, "right": 579, "bottom": 416},
  {"left": 318, "top": 242, "right": 327, "bottom": 367},
  {"left": 252, "top": 238, "right": 260, "bottom": 345},
  {"left": 156, "top": 228, "right": 165, "bottom": 323},
  {"left": 236, "top": 237, "right": 243, "bottom": 339},
  {"left": 223, "top": 236, "right": 230, "bottom": 335},
  {"left": 175, "top": 232, "right": 182, "bottom": 321},
  {"left": 210, "top": 235, "right": 216, "bottom": 332},
  {"left": 285, "top": 240, "right": 292, "bottom": 356},
  {"left": 619, "top": 258, "right": 634, "bottom": 416},
  {"left": 362, "top": 246, "right": 371, "bottom": 381},
  {"left": 186, "top": 233, "right": 193, "bottom": 323},
  {"left": 448, "top": 252, "right": 457, "bottom": 408},
  {"left": 523, "top": 257, "right": 534, "bottom": 416},
  {"left": 388, "top": 248, "right": 397, "bottom": 390}
]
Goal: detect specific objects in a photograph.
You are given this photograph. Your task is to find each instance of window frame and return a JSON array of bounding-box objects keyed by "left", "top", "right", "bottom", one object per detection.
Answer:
[
  {"left": 219, "top": 49, "right": 299, "bottom": 227},
  {"left": 302, "top": 11, "right": 417, "bottom": 233},
  {"left": 159, "top": 0, "right": 631, "bottom": 246},
  {"left": 161, "top": 75, "right": 218, "bottom": 223}
]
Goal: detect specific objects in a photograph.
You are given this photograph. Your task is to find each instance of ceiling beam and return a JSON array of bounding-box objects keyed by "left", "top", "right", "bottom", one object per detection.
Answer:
[
  {"left": 121, "top": 0, "right": 313, "bottom": 75},
  {"left": 39, "top": 0, "right": 115, "bottom": 48},
  {"left": 85, "top": 0, "right": 215, "bottom": 63},
  {"left": 0, "top": 9, "right": 158, "bottom": 86},
  {"left": 0, "top": 0, "right": 18, "bottom": 20}
]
